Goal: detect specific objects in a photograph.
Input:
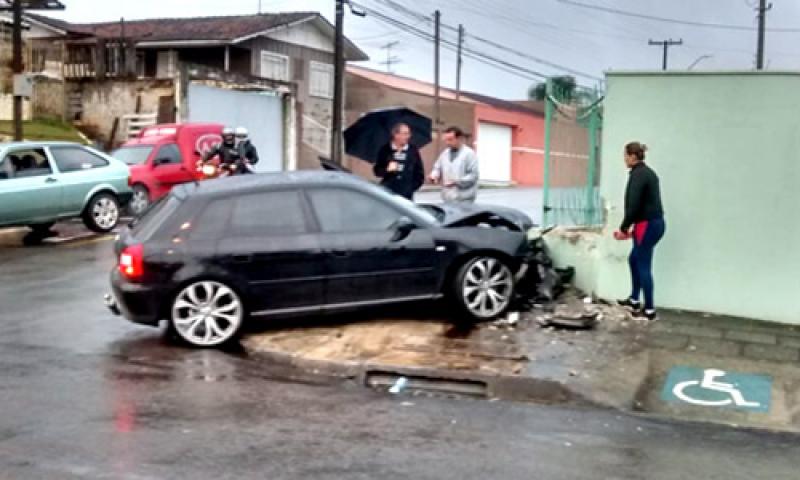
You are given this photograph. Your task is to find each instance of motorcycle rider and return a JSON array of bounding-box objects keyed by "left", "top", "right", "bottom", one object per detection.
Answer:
[
  {"left": 202, "top": 127, "right": 239, "bottom": 175},
  {"left": 233, "top": 127, "right": 258, "bottom": 174}
]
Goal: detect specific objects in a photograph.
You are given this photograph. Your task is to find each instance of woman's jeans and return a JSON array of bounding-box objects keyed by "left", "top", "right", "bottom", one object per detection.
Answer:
[{"left": 629, "top": 218, "right": 666, "bottom": 311}]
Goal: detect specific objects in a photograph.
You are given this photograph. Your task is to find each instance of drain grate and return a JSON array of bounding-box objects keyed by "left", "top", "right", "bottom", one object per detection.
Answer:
[{"left": 365, "top": 371, "right": 488, "bottom": 398}]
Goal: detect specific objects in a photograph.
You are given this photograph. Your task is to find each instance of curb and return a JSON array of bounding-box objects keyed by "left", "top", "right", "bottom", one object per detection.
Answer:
[{"left": 242, "top": 339, "right": 609, "bottom": 408}]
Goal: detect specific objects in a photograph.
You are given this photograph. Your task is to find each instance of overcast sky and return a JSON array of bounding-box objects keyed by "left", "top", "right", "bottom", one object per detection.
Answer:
[{"left": 46, "top": 0, "right": 800, "bottom": 99}]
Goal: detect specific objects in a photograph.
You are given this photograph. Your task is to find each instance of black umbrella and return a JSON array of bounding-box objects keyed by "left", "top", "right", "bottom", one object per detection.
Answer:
[{"left": 344, "top": 107, "right": 433, "bottom": 163}]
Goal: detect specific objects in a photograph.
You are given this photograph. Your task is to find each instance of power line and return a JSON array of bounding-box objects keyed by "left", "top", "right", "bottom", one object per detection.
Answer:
[
  {"left": 358, "top": 3, "right": 543, "bottom": 83},
  {"left": 557, "top": 0, "right": 800, "bottom": 32},
  {"left": 378, "top": 40, "right": 401, "bottom": 73},
  {"left": 352, "top": 2, "right": 549, "bottom": 81},
  {"left": 367, "top": 0, "right": 600, "bottom": 81}
]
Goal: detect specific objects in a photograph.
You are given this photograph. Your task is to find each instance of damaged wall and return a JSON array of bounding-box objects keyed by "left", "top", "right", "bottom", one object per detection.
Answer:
[
  {"left": 552, "top": 71, "right": 800, "bottom": 325},
  {"left": 69, "top": 78, "right": 175, "bottom": 143}
]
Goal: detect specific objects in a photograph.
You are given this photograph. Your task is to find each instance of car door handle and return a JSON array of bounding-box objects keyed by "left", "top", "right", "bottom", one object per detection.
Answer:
[
  {"left": 45, "top": 177, "right": 58, "bottom": 183},
  {"left": 231, "top": 254, "right": 253, "bottom": 264}
]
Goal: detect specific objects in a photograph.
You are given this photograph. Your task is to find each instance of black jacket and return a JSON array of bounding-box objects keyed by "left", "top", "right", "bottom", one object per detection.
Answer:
[
  {"left": 621, "top": 162, "right": 664, "bottom": 231},
  {"left": 373, "top": 143, "right": 425, "bottom": 200},
  {"left": 204, "top": 141, "right": 259, "bottom": 174}
]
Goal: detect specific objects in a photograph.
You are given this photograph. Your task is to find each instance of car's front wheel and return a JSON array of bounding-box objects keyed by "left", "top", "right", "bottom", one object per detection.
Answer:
[
  {"left": 83, "top": 193, "right": 120, "bottom": 233},
  {"left": 128, "top": 185, "right": 150, "bottom": 216},
  {"left": 169, "top": 280, "right": 245, "bottom": 348},
  {"left": 452, "top": 256, "right": 515, "bottom": 322}
]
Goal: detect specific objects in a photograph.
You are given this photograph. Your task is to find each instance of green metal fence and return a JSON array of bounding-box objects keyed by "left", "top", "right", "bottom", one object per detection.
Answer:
[{"left": 542, "top": 78, "right": 604, "bottom": 226}]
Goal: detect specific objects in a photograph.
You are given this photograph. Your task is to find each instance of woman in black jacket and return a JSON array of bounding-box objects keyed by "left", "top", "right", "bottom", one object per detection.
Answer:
[
  {"left": 615, "top": 142, "right": 665, "bottom": 321},
  {"left": 373, "top": 123, "right": 425, "bottom": 200}
]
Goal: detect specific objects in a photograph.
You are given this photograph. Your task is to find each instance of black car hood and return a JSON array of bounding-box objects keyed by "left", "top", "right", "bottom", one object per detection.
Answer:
[{"left": 421, "top": 203, "right": 534, "bottom": 232}]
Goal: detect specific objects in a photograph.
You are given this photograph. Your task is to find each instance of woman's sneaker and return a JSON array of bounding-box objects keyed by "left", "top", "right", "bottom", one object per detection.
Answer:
[
  {"left": 617, "top": 298, "right": 642, "bottom": 312},
  {"left": 632, "top": 309, "right": 658, "bottom": 321}
]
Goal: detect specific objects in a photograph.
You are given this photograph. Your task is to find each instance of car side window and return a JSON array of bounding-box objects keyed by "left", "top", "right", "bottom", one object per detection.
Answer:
[
  {"left": 155, "top": 144, "right": 182, "bottom": 165},
  {"left": 1, "top": 148, "right": 52, "bottom": 179},
  {"left": 50, "top": 146, "right": 109, "bottom": 173},
  {"left": 189, "top": 199, "right": 233, "bottom": 240},
  {"left": 308, "top": 188, "right": 403, "bottom": 233},
  {"left": 230, "top": 190, "right": 308, "bottom": 236}
]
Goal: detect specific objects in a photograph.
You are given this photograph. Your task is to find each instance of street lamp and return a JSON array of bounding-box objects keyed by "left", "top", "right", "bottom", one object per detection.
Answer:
[{"left": 688, "top": 54, "right": 713, "bottom": 70}]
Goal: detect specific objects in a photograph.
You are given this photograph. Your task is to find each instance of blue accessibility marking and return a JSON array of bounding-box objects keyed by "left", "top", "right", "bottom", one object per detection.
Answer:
[{"left": 661, "top": 366, "right": 772, "bottom": 413}]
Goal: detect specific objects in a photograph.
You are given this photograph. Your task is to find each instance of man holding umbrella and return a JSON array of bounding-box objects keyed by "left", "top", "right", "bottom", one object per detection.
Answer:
[
  {"left": 373, "top": 123, "right": 425, "bottom": 200},
  {"left": 344, "top": 107, "right": 432, "bottom": 200}
]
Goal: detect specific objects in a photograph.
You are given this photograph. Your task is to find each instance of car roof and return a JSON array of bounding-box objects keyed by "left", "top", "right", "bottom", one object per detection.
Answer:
[
  {"left": 0, "top": 141, "right": 87, "bottom": 149},
  {"left": 177, "top": 171, "right": 371, "bottom": 198}
]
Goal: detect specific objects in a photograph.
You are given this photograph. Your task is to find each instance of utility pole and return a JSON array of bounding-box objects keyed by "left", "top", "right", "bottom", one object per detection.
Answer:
[
  {"left": 648, "top": 38, "right": 683, "bottom": 71},
  {"left": 756, "top": 0, "right": 771, "bottom": 70},
  {"left": 12, "top": 0, "right": 23, "bottom": 141},
  {"left": 331, "top": 0, "right": 346, "bottom": 165},
  {"left": 434, "top": 10, "right": 441, "bottom": 152},
  {"left": 379, "top": 41, "right": 400, "bottom": 73},
  {"left": 455, "top": 24, "right": 464, "bottom": 100}
]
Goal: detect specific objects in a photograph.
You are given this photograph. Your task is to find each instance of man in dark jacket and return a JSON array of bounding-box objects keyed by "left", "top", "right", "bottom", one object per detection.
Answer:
[
  {"left": 373, "top": 123, "right": 425, "bottom": 200},
  {"left": 202, "top": 127, "right": 258, "bottom": 175},
  {"left": 615, "top": 141, "right": 665, "bottom": 321}
]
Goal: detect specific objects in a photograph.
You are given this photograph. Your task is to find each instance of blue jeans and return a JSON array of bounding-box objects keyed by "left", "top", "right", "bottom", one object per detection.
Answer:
[{"left": 629, "top": 218, "right": 666, "bottom": 310}]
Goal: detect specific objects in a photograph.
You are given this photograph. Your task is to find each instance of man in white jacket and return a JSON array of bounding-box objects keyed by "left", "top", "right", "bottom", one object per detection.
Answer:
[{"left": 429, "top": 126, "right": 480, "bottom": 204}]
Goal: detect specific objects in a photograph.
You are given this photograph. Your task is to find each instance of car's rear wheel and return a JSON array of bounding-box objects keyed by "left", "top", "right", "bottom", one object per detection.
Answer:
[
  {"left": 169, "top": 280, "right": 244, "bottom": 348},
  {"left": 128, "top": 185, "right": 150, "bottom": 216},
  {"left": 83, "top": 193, "right": 120, "bottom": 233},
  {"left": 452, "top": 256, "right": 515, "bottom": 321}
]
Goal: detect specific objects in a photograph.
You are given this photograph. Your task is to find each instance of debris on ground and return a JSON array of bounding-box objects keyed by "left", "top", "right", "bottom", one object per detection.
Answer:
[{"left": 388, "top": 377, "right": 408, "bottom": 394}]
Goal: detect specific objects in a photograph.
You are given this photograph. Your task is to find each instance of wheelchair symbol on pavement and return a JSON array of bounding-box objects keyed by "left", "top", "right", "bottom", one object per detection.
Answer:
[
  {"left": 673, "top": 369, "right": 760, "bottom": 408},
  {"left": 661, "top": 366, "right": 771, "bottom": 412}
]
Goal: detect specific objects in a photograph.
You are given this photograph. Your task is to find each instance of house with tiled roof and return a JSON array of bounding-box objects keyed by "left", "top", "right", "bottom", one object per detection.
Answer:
[{"left": 5, "top": 11, "right": 367, "bottom": 171}]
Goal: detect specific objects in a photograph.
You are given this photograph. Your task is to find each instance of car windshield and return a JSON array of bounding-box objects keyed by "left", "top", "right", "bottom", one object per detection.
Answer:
[{"left": 111, "top": 146, "right": 154, "bottom": 165}]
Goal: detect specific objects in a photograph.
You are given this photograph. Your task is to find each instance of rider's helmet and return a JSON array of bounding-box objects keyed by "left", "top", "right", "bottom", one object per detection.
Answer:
[
  {"left": 222, "top": 126, "right": 235, "bottom": 145},
  {"left": 234, "top": 127, "right": 249, "bottom": 143}
]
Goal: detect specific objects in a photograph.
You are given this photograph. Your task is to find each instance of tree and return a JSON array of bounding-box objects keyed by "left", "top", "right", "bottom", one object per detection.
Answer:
[{"left": 529, "top": 76, "right": 577, "bottom": 102}]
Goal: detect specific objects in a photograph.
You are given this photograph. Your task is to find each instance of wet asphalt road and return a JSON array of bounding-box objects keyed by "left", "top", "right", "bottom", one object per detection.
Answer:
[{"left": 1, "top": 237, "right": 799, "bottom": 479}]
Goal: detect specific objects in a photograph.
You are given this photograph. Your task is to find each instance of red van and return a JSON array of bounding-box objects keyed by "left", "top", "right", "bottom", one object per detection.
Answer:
[{"left": 111, "top": 123, "right": 224, "bottom": 215}]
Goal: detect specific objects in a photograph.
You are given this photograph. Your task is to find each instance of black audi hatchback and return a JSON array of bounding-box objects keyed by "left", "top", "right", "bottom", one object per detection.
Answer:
[{"left": 107, "top": 171, "right": 535, "bottom": 347}]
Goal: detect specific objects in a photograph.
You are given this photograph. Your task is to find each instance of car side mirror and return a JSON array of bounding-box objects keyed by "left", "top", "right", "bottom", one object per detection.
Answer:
[{"left": 391, "top": 216, "right": 417, "bottom": 242}]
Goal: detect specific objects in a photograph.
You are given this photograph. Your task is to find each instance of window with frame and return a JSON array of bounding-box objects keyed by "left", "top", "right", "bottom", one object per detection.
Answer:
[
  {"left": 260, "top": 51, "right": 290, "bottom": 82},
  {"left": 154, "top": 144, "right": 182, "bottom": 165},
  {"left": 1, "top": 148, "right": 52, "bottom": 179},
  {"left": 230, "top": 190, "right": 308, "bottom": 236},
  {"left": 50, "top": 146, "right": 109, "bottom": 173},
  {"left": 308, "top": 188, "right": 403, "bottom": 233},
  {"left": 309, "top": 61, "right": 334, "bottom": 99}
]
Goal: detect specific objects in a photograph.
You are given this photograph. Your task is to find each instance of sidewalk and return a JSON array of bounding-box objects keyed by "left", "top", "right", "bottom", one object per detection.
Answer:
[{"left": 243, "top": 293, "right": 800, "bottom": 432}]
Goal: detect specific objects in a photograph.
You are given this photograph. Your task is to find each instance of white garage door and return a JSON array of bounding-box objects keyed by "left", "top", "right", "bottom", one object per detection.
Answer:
[
  {"left": 187, "top": 84, "right": 284, "bottom": 173},
  {"left": 477, "top": 122, "right": 512, "bottom": 183}
]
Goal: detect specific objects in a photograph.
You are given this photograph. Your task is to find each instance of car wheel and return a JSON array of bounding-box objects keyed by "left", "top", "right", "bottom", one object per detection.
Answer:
[
  {"left": 83, "top": 193, "right": 120, "bottom": 233},
  {"left": 128, "top": 185, "right": 150, "bottom": 216},
  {"left": 453, "top": 256, "right": 515, "bottom": 321},
  {"left": 169, "top": 280, "right": 245, "bottom": 348}
]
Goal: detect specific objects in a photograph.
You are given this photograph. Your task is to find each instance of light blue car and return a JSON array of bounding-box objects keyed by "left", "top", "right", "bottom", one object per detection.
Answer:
[{"left": 0, "top": 142, "right": 132, "bottom": 239}]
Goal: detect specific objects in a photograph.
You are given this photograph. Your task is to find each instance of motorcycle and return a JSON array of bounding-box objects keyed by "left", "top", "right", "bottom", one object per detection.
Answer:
[{"left": 196, "top": 160, "right": 236, "bottom": 180}]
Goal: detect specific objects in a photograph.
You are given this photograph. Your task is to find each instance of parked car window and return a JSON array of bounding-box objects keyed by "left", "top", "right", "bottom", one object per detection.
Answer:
[
  {"left": 111, "top": 145, "right": 154, "bottom": 166},
  {"left": 1, "top": 148, "right": 52, "bottom": 179},
  {"left": 51, "top": 146, "right": 109, "bottom": 173},
  {"left": 189, "top": 200, "right": 233, "bottom": 240},
  {"left": 231, "top": 190, "right": 308, "bottom": 236},
  {"left": 154, "top": 144, "right": 182, "bottom": 165},
  {"left": 308, "top": 188, "right": 403, "bottom": 233}
]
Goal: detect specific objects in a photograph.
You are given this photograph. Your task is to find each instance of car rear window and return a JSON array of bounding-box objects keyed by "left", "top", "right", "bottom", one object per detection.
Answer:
[
  {"left": 131, "top": 194, "right": 182, "bottom": 240},
  {"left": 112, "top": 146, "right": 154, "bottom": 166}
]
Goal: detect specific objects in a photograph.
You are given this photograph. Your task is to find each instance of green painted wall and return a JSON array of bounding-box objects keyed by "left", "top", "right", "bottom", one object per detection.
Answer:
[{"left": 582, "top": 71, "right": 800, "bottom": 324}]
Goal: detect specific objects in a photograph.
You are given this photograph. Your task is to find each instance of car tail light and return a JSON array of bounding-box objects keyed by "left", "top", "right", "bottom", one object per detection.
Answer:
[{"left": 119, "top": 244, "right": 144, "bottom": 279}]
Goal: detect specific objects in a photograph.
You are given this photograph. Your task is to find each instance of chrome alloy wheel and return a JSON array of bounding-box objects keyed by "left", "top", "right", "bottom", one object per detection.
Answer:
[
  {"left": 171, "top": 281, "right": 243, "bottom": 347},
  {"left": 462, "top": 258, "right": 513, "bottom": 319}
]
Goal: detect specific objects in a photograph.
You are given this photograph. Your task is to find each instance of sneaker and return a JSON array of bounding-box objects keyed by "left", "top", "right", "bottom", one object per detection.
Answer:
[
  {"left": 617, "top": 298, "right": 642, "bottom": 311},
  {"left": 632, "top": 309, "right": 658, "bottom": 321}
]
